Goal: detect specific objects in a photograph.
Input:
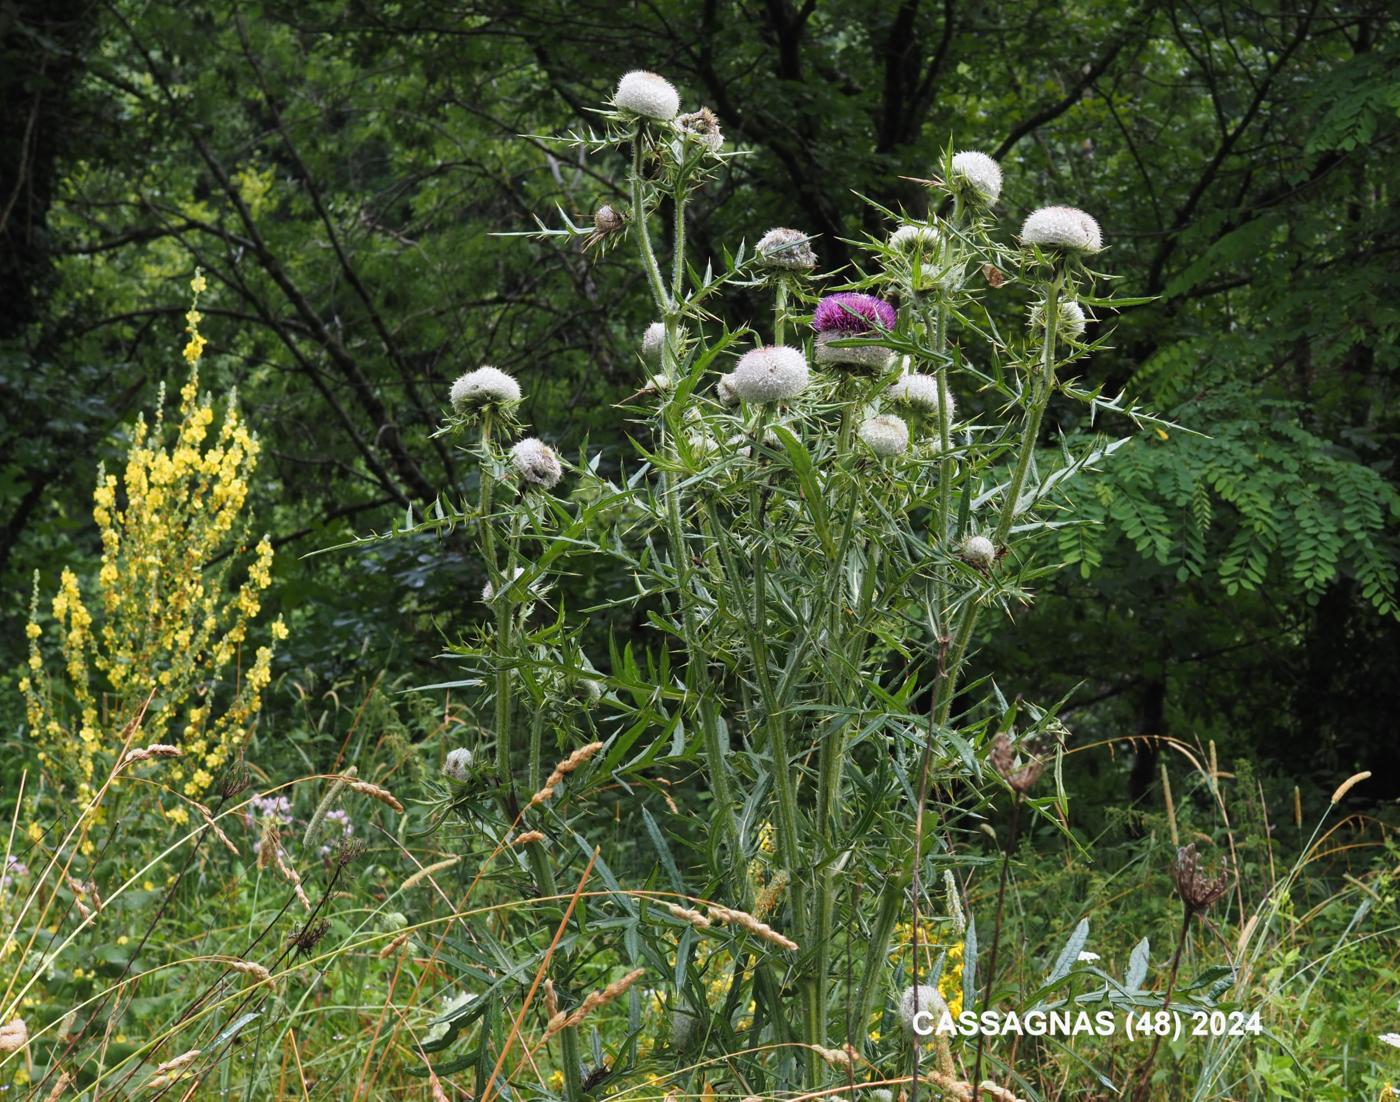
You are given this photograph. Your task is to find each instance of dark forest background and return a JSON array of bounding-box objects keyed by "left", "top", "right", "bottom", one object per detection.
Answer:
[{"left": 3, "top": 0, "right": 1398, "bottom": 808}]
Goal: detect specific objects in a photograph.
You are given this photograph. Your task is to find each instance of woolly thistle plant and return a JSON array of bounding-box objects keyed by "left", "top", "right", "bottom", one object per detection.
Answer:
[{"left": 394, "top": 87, "right": 1168, "bottom": 1102}]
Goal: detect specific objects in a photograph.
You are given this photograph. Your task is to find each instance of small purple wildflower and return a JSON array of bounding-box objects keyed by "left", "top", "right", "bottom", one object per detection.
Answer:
[
  {"left": 2, "top": 855, "right": 28, "bottom": 889},
  {"left": 249, "top": 794, "right": 294, "bottom": 825},
  {"left": 812, "top": 293, "right": 896, "bottom": 335},
  {"left": 318, "top": 808, "right": 354, "bottom": 857}
]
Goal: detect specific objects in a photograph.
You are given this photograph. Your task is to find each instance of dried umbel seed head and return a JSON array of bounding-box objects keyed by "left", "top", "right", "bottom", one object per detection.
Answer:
[
  {"left": 732, "top": 345, "right": 809, "bottom": 403},
  {"left": 890, "top": 224, "right": 940, "bottom": 252},
  {"left": 1029, "top": 298, "right": 1088, "bottom": 340},
  {"left": 1171, "top": 844, "right": 1233, "bottom": 914},
  {"left": 443, "top": 747, "right": 475, "bottom": 781},
  {"left": 289, "top": 916, "right": 331, "bottom": 957},
  {"left": 989, "top": 733, "right": 1046, "bottom": 794},
  {"left": 510, "top": 437, "right": 564, "bottom": 489},
  {"left": 898, "top": 984, "right": 948, "bottom": 1039},
  {"left": 858, "top": 414, "right": 910, "bottom": 457},
  {"left": 886, "top": 372, "right": 955, "bottom": 424},
  {"left": 614, "top": 70, "right": 681, "bottom": 120},
  {"left": 755, "top": 226, "right": 818, "bottom": 271},
  {"left": 1021, "top": 206, "right": 1104, "bottom": 254},
  {"left": 451, "top": 366, "right": 522, "bottom": 413},
  {"left": 677, "top": 107, "right": 723, "bottom": 153},
  {"left": 641, "top": 322, "right": 666, "bottom": 365},
  {"left": 961, "top": 534, "right": 996, "bottom": 569},
  {"left": 949, "top": 150, "right": 1003, "bottom": 204}
]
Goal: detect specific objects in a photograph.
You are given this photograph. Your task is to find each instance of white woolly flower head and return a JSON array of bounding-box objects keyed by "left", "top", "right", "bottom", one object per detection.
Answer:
[
  {"left": 1021, "top": 206, "right": 1104, "bottom": 253},
  {"left": 949, "top": 151, "right": 1002, "bottom": 204},
  {"left": 886, "top": 372, "right": 955, "bottom": 424},
  {"left": 961, "top": 535, "right": 996, "bottom": 569},
  {"left": 509, "top": 437, "right": 564, "bottom": 489},
  {"left": 1379, "top": 1032, "right": 1400, "bottom": 1049},
  {"left": 897, "top": 984, "right": 947, "bottom": 1039},
  {"left": 641, "top": 322, "right": 666, "bottom": 365},
  {"left": 1077, "top": 950, "right": 1101, "bottom": 963},
  {"left": 732, "top": 345, "right": 809, "bottom": 403},
  {"left": 890, "top": 224, "right": 940, "bottom": 252},
  {"left": 814, "top": 332, "right": 893, "bottom": 372},
  {"left": 443, "top": 748, "right": 475, "bottom": 782},
  {"left": 858, "top": 414, "right": 910, "bottom": 458},
  {"left": 755, "top": 227, "right": 818, "bottom": 271},
  {"left": 1030, "top": 298, "right": 1088, "bottom": 340},
  {"left": 614, "top": 70, "right": 680, "bottom": 120},
  {"left": 450, "top": 366, "right": 522, "bottom": 412},
  {"left": 481, "top": 567, "right": 525, "bottom": 603},
  {"left": 715, "top": 372, "right": 740, "bottom": 406}
]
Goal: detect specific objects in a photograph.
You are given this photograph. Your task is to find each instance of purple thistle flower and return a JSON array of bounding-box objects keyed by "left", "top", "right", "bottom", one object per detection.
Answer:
[{"left": 812, "top": 293, "right": 896, "bottom": 335}]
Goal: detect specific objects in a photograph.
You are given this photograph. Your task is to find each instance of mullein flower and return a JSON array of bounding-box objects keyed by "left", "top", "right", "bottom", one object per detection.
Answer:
[
  {"left": 886, "top": 372, "right": 955, "bottom": 424},
  {"left": 731, "top": 346, "right": 809, "bottom": 402},
  {"left": 755, "top": 227, "right": 818, "bottom": 270},
  {"left": 677, "top": 107, "right": 723, "bottom": 153},
  {"left": 450, "top": 367, "right": 522, "bottom": 412},
  {"left": 812, "top": 292, "right": 896, "bottom": 370},
  {"left": 509, "top": 437, "right": 564, "bottom": 489},
  {"left": 614, "top": 70, "right": 680, "bottom": 120},
  {"left": 443, "top": 747, "right": 475, "bottom": 781},
  {"left": 949, "top": 151, "right": 1003, "bottom": 204},
  {"left": 1030, "top": 298, "right": 1088, "bottom": 340},
  {"left": 897, "top": 984, "right": 947, "bottom": 1039},
  {"left": 858, "top": 414, "right": 910, "bottom": 457},
  {"left": 1020, "top": 206, "right": 1104, "bottom": 253},
  {"left": 961, "top": 534, "right": 996, "bottom": 569}
]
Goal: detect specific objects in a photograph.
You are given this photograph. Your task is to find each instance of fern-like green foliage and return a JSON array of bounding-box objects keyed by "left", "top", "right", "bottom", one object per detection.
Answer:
[{"left": 1062, "top": 385, "right": 1400, "bottom": 617}]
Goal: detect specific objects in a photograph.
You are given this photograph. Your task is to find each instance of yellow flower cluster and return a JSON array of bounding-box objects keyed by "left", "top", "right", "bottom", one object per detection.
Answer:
[
  {"left": 21, "top": 272, "right": 286, "bottom": 815},
  {"left": 890, "top": 918, "right": 964, "bottom": 1020}
]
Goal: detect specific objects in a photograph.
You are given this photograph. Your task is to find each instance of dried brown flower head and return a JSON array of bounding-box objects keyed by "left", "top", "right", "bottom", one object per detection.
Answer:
[
  {"left": 585, "top": 204, "right": 626, "bottom": 249},
  {"left": 989, "top": 733, "right": 1046, "bottom": 795},
  {"left": 1170, "top": 844, "right": 1232, "bottom": 914},
  {"left": 289, "top": 917, "right": 331, "bottom": 957}
]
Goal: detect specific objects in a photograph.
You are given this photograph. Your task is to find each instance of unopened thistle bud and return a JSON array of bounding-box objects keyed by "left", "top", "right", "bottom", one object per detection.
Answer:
[
  {"left": 858, "top": 414, "right": 910, "bottom": 457},
  {"left": 450, "top": 367, "right": 522, "bottom": 412},
  {"left": 812, "top": 293, "right": 896, "bottom": 371},
  {"left": 677, "top": 107, "right": 723, "bottom": 153},
  {"left": 898, "top": 985, "right": 947, "bottom": 1039},
  {"left": 671, "top": 1008, "right": 703, "bottom": 1052},
  {"left": 481, "top": 567, "right": 525, "bottom": 602},
  {"left": 949, "top": 151, "right": 1003, "bottom": 204},
  {"left": 614, "top": 70, "right": 680, "bottom": 120},
  {"left": 886, "top": 372, "right": 955, "bottom": 424},
  {"left": 961, "top": 534, "right": 996, "bottom": 569},
  {"left": 641, "top": 322, "right": 666, "bottom": 365},
  {"left": 890, "top": 224, "right": 940, "bottom": 252},
  {"left": 585, "top": 203, "right": 627, "bottom": 250},
  {"left": 1021, "top": 206, "right": 1104, "bottom": 254},
  {"left": 731, "top": 346, "right": 809, "bottom": 403},
  {"left": 1030, "top": 298, "right": 1088, "bottom": 340},
  {"left": 443, "top": 747, "right": 475, "bottom": 781},
  {"left": 755, "top": 227, "right": 817, "bottom": 271},
  {"left": 509, "top": 437, "right": 563, "bottom": 489},
  {"left": 715, "top": 372, "right": 740, "bottom": 406}
]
